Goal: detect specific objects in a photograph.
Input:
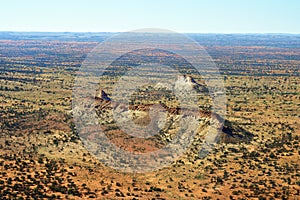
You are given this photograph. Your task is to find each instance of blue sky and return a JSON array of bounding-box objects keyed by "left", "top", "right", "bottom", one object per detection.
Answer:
[{"left": 0, "top": 0, "right": 299, "bottom": 33}]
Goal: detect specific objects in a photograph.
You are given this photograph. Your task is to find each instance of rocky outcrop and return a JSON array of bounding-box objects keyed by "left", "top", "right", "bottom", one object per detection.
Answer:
[
  {"left": 174, "top": 75, "right": 207, "bottom": 93},
  {"left": 94, "top": 88, "right": 253, "bottom": 147},
  {"left": 96, "top": 90, "right": 111, "bottom": 101}
]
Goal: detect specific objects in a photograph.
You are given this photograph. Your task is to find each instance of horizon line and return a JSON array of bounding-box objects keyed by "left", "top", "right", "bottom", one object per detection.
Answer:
[{"left": 1, "top": 30, "right": 300, "bottom": 35}]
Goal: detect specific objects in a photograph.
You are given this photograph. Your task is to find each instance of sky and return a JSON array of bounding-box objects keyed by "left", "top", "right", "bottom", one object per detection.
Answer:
[{"left": 0, "top": 0, "right": 299, "bottom": 33}]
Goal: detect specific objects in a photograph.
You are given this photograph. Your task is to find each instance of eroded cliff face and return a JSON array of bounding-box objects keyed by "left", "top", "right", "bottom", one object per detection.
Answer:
[{"left": 89, "top": 74, "right": 251, "bottom": 164}]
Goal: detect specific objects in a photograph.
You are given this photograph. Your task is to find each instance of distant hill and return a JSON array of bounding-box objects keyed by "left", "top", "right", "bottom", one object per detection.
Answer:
[{"left": 1, "top": 32, "right": 300, "bottom": 47}]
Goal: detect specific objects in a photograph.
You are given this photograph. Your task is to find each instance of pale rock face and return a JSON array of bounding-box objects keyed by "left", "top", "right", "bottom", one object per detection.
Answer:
[
  {"left": 153, "top": 82, "right": 172, "bottom": 90},
  {"left": 186, "top": 75, "right": 197, "bottom": 84},
  {"left": 153, "top": 75, "right": 201, "bottom": 92},
  {"left": 174, "top": 75, "right": 197, "bottom": 92}
]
